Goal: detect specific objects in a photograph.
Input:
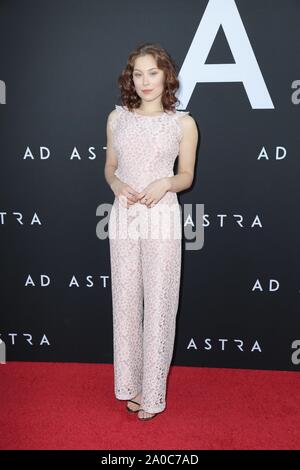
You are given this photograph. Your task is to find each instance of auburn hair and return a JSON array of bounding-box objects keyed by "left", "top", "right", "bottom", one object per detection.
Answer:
[{"left": 117, "top": 42, "right": 181, "bottom": 113}]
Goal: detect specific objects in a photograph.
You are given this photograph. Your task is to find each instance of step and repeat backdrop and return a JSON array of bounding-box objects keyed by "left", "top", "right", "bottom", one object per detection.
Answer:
[{"left": 1, "top": 0, "right": 299, "bottom": 371}]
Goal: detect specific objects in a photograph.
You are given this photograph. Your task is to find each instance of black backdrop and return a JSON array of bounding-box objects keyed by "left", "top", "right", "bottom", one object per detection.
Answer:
[{"left": 1, "top": 0, "right": 299, "bottom": 371}]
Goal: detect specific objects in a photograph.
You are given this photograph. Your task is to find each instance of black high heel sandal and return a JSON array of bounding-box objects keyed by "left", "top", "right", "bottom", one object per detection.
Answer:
[
  {"left": 137, "top": 410, "right": 158, "bottom": 421},
  {"left": 126, "top": 399, "right": 141, "bottom": 413}
]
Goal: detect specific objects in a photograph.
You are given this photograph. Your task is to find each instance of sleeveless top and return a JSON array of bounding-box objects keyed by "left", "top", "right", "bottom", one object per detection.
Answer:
[{"left": 109, "top": 105, "right": 190, "bottom": 198}]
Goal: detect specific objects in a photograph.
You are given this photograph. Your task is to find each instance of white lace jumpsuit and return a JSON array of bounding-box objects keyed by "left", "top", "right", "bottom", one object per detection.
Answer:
[{"left": 108, "top": 104, "right": 190, "bottom": 414}]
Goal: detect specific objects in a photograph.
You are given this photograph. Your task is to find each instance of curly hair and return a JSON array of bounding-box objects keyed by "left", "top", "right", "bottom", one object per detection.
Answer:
[{"left": 117, "top": 42, "right": 182, "bottom": 113}]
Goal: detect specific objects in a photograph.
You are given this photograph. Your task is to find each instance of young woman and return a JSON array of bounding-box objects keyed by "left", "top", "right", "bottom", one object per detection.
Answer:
[{"left": 105, "top": 43, "right": 198, "bottom": 421}]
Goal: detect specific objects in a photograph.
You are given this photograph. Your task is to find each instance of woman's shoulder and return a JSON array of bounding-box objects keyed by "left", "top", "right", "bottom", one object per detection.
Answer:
[
  {"left": 175, "top": 109, "right": 197, "bottom": 126},
  {"left": 108, "top": 105, "right": 121, "bottom": 116},
  {"left": 107, "top": 105, "right": 124, "bottom": 118},
  {"left": 114, "top": 104, "right": 125, "bottom": 113},
  {"left": 175, "top": 109, "right": 191, "bottom": 119},
  {"left": 173, "top": 109, "right": 197, "bottom": 141},
  {"left": 107, "top": 105, "right": 124, "bottom": 132},
  {"left": 174, "top": 109, "right": 196, "bottom": 127}
]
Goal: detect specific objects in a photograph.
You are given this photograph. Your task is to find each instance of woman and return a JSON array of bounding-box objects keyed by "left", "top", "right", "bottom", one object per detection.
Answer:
[{"left": 105, "top": 43, "right": 198, "bottom": 421}]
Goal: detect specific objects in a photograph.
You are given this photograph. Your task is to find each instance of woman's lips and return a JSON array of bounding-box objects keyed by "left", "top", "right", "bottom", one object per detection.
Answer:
[{"left": 142, "top": 89, "right": 153, "bottom": 93}]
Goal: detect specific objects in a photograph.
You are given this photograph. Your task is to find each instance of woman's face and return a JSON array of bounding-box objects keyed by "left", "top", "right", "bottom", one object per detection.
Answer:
[{"left": 132, "top": 54, "right": 165, "bottom": 103}]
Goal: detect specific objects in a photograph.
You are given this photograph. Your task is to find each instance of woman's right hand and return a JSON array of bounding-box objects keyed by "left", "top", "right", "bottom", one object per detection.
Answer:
[{"left": 110, "top": 178, "right": 140, "bottom": 208}]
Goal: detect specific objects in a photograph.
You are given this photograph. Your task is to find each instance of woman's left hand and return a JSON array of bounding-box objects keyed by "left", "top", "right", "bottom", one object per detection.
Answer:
[{"left": 137, "top": 178, "right": 170, "bottom": 208}]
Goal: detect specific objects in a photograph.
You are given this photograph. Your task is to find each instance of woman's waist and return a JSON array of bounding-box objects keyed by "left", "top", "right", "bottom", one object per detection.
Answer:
[
  {"left": 112, "top": 194, "right": 180, "bottom": 225},
  {"left": 114, "top": 170, "right": 174, "bottom": 192}
]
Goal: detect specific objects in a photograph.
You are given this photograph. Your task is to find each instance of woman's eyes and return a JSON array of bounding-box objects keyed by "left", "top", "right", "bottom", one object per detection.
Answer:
[{"left": 134, "top": 73, "right": 157, "bottom": 77}]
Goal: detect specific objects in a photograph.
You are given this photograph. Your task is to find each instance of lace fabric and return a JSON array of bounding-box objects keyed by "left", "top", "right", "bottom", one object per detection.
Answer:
[{"left": 108, "top": 104, "right": 189, "bottom": 413}]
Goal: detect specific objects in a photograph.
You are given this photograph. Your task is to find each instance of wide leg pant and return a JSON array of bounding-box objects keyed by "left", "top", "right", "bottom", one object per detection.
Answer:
[{"left": 108, "top": 195, "right": 182, "bottom": 414}]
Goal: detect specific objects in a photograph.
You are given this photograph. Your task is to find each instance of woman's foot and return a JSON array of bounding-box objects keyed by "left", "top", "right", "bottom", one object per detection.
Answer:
[
  {"left": 137, "top": 409, "right": 157, "bottom": 420},
  {"left": 126, "top": 391, "right": 142, "bottom": 412}
]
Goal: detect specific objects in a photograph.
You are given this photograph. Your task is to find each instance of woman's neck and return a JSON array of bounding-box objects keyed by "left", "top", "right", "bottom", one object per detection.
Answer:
[{"left": 136, "top": 106, "right": 164, "bottom": 115}]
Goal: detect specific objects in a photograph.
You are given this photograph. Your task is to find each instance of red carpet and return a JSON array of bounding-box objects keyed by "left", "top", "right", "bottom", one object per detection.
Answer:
[{"left": 0, "top": 362, "right": 299, "bottom": 450}]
